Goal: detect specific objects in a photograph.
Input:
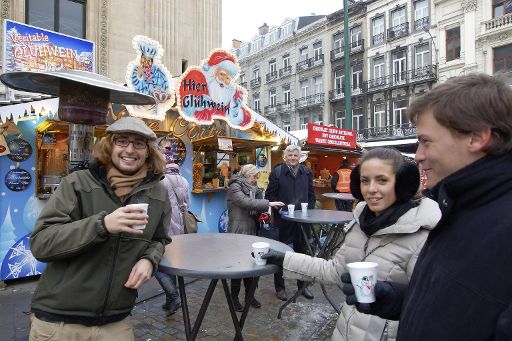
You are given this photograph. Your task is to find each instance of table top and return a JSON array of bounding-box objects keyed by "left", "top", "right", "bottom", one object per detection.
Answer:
[
  {"left": 322, "top": 192, "right": 355, "bottom": 200},
  {"left": 159, "top": 233, "right": 293, "bottom": 279},
  {"left": 281, "top": 209, "right": 353, "bottom": 224}
]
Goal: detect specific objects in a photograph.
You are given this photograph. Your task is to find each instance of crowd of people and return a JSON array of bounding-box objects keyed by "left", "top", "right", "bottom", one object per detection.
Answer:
[{"left": 28, "top": 72, "right": 512, "bottom": 340}]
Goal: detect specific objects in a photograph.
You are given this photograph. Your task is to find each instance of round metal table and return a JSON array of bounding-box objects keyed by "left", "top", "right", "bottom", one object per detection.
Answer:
[
  {"left": 322, "top": 192, "right": 355, "bottom": 212},
  {"left": 159, "top": 233, "right": 292, "bottom": 341},
  {"left": 280, "top": 209, "right": 353, "bottom": 317},
  {"left": 322, "top": 192, "right": 355, "bottom": 201}
]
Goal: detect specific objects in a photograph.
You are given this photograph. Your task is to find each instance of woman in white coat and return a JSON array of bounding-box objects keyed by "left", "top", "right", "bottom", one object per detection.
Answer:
[{"left": 263, "top": 147, "right": 441, "bottom": 341}]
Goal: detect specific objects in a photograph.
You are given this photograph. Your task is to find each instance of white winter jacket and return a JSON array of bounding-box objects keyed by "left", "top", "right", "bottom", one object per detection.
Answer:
[{"left": 283, "top": 198, "right": 441, "bottom": 341}]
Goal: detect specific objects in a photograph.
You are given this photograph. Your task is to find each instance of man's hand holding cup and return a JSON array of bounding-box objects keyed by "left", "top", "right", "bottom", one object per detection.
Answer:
[{"left": 104, "top": 204, "right": 149, "bottom": 235}]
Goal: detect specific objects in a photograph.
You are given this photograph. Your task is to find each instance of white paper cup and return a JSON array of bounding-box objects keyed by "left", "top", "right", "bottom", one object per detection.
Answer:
[
  {"left": 252, "top": 242, "right": 270, "bottom": 265},
  {"left": 347, "top": 262, "right": 379, "bottom": 303},
  {"left": 287, "top": 204, "right": 295, "bottom": 215},
  {"left": 301, "top": 202, "right": 308, "bottom": 215},
  {"left": 126, "top": 203, "right": 149, "bottom": 230}
]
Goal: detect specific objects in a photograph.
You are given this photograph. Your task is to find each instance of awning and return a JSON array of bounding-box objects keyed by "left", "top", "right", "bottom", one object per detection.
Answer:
[
  {"left": 359, "top": 138, "right": 418, "bottom": 148},
  {"left": 0, "top": 98, "right": 59, "bottom": 124}
]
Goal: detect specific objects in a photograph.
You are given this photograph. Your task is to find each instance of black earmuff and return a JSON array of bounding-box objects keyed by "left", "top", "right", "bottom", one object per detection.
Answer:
[{"left": 349, "top": 161, "right": 420, "bottom": 202}]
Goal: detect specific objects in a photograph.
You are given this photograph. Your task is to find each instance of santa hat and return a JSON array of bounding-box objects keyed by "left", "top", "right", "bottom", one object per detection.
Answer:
[{"left": 203, "top": 50, "right": 238, "bottom": 77}]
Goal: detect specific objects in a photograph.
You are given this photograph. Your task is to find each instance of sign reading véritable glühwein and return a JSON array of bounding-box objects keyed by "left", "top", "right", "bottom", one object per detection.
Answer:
[
  {"left": 175, "top": 49, "right": 255, "bottom": 130},
  {"left": 307, "top": 123, "right": 356, "bottom": 149}
]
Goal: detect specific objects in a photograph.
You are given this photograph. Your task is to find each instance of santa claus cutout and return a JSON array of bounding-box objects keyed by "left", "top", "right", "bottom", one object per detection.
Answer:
[{"left": 176, "top": 49, "right": 255, "bottom": 130}]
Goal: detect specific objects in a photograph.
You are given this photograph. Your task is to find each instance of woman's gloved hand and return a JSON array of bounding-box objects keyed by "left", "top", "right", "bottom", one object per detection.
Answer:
[
  {"left": 260, "top": 249, "right": 285, "bottom": 267},
  {"left": 341, "top": 272, "right": 405, "bottom": 321}
]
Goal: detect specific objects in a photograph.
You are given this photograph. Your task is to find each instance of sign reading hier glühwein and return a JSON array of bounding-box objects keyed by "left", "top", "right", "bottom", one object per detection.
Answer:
[{"left": 307, "top": 123, "right": 356, "bottom": 149}]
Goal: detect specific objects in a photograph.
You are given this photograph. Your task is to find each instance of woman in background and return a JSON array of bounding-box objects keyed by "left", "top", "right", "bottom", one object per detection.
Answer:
[{"left": 227, "top": 164, "right": 284, "bottom": 311}]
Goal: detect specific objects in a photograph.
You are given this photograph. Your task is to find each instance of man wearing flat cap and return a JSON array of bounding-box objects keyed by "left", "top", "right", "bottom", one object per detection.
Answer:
[{"left": 29, "top": 116, "right": 171, "bottom": 340}]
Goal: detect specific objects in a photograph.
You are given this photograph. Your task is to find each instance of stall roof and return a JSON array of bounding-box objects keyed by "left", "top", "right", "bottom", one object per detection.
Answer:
[
  {"left": 359, "top": 138, "right": 418, "bottom": 148},
  {"left": 251, "top": 111, "right": 298, "bottom": 145},
  {"left": 192, "top": 135, "right": 277, "bottom": 152}
]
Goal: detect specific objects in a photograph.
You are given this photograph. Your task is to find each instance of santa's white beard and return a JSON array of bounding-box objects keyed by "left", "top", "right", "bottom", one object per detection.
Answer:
[{"left": 206, "top": 68, "right": 235, "bottom": 106}]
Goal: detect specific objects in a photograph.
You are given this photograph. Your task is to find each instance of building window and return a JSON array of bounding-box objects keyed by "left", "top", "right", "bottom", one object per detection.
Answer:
[
  {"left": 314, "top": 114, "right": 323, "bottom": 125},
  {"left": 373, "top": 103, "right": 386, "bottom": 128},
  {"left": 283, "top": 123, "right": 291, "bottom": 132},
  {"left": 314, "top": 76, "right": 323, "bottom": 94},
  {"left": 373, "top": 56, "right": 385, "bottom": 85},
  {"left": 493, "top": 0, "right": 512, "bottom": 18},
  {"left": 350, "top": 26, "right": 362, "bottom": 49},
  {"left": 283, "top": 88, "right": 291, "bottom": 104},
  {"left": 269, "top": 89, "right": 277, "bottom": 107},
  {"left": 301, "top": 117, "right": 309, "bottom": 130},
  {"left": 494, "top": 44, "right": 512, "bottom": 72},
  {"left": 334, "top": 70, "right": 344, "bottom": 93},
  {"left": 300, "top": 80, "right": 308, "bottom": 98},
  {"left": 239, "top": 73, "right": 245, "bottom": 84},
  {"left": 391, "top": 7, "right": 406, "bottom": 29},
  {"left": 333, "top": 32, "right": 343, "bottom": 51},
  {"left": 335, "top": 111, "right": 344, "bottom": 128},
  {"left": 415, "top": 44, "right": 431, "bottom": 76},
  {"left": 393, "top": 99, "right": 408, "bottom": 126},
  {"left": 372, "top": 16, "right": 385, "bottom": 45},
  {"left": 26, "top": 0, "right": 86, "bottom": 38},
  {"left": 414, "top": 0, "right": 429, "bottom": 30},
  {"left": 253, "top": 68, "right": 260, "bottom": 80},
  {"left": 283, "top": 55, "right": 290, "bottom": 69},
  {"left": 299, "top": 47, "right": 308, "bottom": 61},
  {"left": 253, "top": 94, "right": 260, "bottom": 112},
  {"left": 352, "top": 108, "right": 363, "bottom": 132},
  {"left": 313, "top": 41, "right": 323, "bottom": 61},
  {"left": 392, "top": 49, "right": 407, "bottom": 85},
  {"left": 269, "top": 60, "right": 277, "bottom": 74},
  {"left": 446, "top": 27, "right": 461, "bottom": 61},
  {"left": 351, "top": 64, "right": 362, "bottom": 93}
]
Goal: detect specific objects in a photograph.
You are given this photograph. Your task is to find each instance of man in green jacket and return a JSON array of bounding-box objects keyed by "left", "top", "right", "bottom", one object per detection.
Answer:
[{"left": 29, "top": 117, "right": 171, "bottom": 340}]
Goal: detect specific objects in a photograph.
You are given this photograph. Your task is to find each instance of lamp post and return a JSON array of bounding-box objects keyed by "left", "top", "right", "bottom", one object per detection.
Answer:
[
  {"left": 423, "top": 26, "right": 438, "bottom": 78},
  {"left": 343, "top": 0, "right": 352, "bottom": 129}
]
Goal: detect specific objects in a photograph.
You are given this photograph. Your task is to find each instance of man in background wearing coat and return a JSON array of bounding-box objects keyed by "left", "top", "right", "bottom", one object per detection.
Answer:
[
  {"left": 265, "top": 145, "right": 316, "bottom": 301},
  {"left": 343, "top": 73, "right": 512, "bottom": 340},
  {"left": 29, "top": 117, "right": 171, "bottom": 340}
]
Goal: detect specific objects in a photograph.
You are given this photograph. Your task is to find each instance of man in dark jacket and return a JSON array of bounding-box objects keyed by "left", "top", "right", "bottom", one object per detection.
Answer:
[
  {"left": 343, "top": 73, "right": 512, "bottom": 340},
  {"left": 29, "top": 117, "right": 171, "bottom": 340},
  {"left": 265, "top": 145, "right": 316, "bottom": 301}
]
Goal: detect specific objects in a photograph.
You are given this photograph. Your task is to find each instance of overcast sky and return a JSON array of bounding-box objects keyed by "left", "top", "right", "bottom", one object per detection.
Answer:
[{"left": 222, "top": 0, "right": 343, "bottom": 49}]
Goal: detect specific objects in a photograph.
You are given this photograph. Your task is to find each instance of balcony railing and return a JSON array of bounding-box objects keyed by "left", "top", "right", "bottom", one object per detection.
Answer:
[
  {"left": 276, "top": 102, "right": 292, "bottom": 114},
  {"left": 483, "top": 12, "right": 512, "bottom": 32},
  {"left": 279, "top": 66, "right": 292, "bottom": 78},
  {"left": 358, "top": 123, "right": 417, "bottom": 141},
  {"left": 365, "top": 65, "right": 438, "bottom": 92},
  {"left": 297, "top": 55, "right": 324, "bottom": 72},
  {"left": 414, "top": 16, "right": 429, "bottom": 31},
  {"left": 266, "top": 71, "right": 278, "bottom": 83},
  {"left": 387, "top": 22, "right": 409, "bottom": 41},
  {"left": 329, "top": 88, "right": 345, "bottom": 101},
  {"left": 372, "top": 32, "right": 385, "bottom": 45},
  {"left": 239, "top": 82, "right": 247, "bottom": 89},
  {"left": 295, "top": 93, "right": 324, "bottom": 109},
  {"left": 264, "top": 104, "right": 277, "bottom": 116},
  {"left": 250, "top": 77, "right": 261, "bottom": 88},
  {"left": 330, "top": 39, "right": 365, "bottom": 61}
]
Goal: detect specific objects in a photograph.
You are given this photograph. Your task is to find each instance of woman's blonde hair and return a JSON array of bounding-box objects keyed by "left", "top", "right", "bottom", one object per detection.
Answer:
[
  {"left": 239, "top": 164, "right": 259, "bottom": 179},
  {"left": 92, "top": 133, "right": 165, "bottom": 174}
]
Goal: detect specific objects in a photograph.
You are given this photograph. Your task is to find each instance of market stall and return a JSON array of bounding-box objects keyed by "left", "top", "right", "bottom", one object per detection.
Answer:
[{"left": 286, "top": 123, "right": 362, "bottom": 210}]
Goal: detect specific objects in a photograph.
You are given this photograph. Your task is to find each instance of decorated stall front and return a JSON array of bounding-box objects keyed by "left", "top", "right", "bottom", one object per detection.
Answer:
[{"left": 287, "top": 123, "right": 362, "bottom": 210}]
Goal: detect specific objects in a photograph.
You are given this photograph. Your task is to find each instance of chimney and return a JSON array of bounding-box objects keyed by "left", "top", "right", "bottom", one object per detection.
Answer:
[
  {"left": 258, "top": 23, "right": 269, "bottom": 36},
  {"left": 232, "top": 39, "right": 242, "bottom": 49}
]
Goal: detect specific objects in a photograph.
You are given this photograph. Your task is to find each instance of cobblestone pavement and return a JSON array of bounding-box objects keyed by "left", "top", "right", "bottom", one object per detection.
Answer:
[{"left": 1, "top": 274, "right": 342, "bottom": 341}]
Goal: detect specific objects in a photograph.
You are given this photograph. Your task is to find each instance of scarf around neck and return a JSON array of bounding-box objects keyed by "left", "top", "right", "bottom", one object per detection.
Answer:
[
  {"left": 107, "top": 164, "right": 148, "bottom": 202},
  {"left": 358, "top": 200, "right": 417, "bottom": 236}
]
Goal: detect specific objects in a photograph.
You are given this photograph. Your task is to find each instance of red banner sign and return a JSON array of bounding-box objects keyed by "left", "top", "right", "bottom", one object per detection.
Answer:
[{"left": 307, "top": 123, "right": 356, "bottom": 149}]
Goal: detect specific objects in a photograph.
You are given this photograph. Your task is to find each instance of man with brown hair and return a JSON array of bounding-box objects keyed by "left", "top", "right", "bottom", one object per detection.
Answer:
[
  {"left": 343, "top": 73, "right": 512, "bottom": 340},
  {"left": 29, "top": 117, "right": 171, "bottom": 340}
]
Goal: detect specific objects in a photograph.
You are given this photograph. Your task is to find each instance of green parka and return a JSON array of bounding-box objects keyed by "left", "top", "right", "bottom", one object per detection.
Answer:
[{"left": 30, "top": 162, "right": 171, "bottom": 320}]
